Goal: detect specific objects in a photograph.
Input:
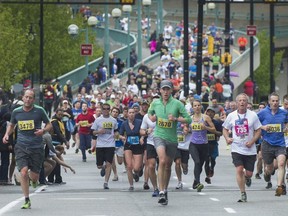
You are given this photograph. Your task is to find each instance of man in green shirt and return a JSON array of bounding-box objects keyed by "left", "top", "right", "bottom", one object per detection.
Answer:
[{"left": 148, "top": 80, "right": 191, "bottom": 205}]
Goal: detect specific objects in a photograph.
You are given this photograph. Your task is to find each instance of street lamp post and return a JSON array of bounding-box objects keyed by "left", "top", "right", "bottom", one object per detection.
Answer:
[
  {"left": 137, "top": 0, "right": 142, "bottom": 62},
  {"left": 68, "top": 16, "right": 98, "bottom": 75},
  {"left": 143, "top": 0, "right": 151, "bottom": 40},
  {"left": 122, "top": 5, "right": 132, "bottom": 68},
  {"left": 112, "top": 8, "right": 122, "bottom": 29}
]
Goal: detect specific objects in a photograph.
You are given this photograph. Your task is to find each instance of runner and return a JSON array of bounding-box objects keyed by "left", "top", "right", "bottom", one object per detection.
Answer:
[
  {"left": 257, "top": 92, "right": 288, "bottom": 196},
  {"left": 119, "top": 108, "right": 143, "bottom": 191},
  {"left": 148, "top": 80, "right": 191, "bottom": 205},
  {"left": 204, "top": 106, "right": 223, "bottom": 184},
  {"left": 189, "top": 100, "right": 216, "bottom": 192},
  {"left": 91, "top": 103, "right": 118, "bottom": 189},
  {"left": 223, "top": 93, "right": 262, "bottom": 202},
  {"left": 2, "top": 89, "right": 52, "bottom": 209}
]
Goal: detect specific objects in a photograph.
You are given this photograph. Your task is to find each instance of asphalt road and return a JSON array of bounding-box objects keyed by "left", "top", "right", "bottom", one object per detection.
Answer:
[{"left": 1, "top": 137, "right": 288, "bottom": 216}]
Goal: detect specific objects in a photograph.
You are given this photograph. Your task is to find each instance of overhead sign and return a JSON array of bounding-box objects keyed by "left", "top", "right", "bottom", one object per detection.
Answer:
[
  {"left": 247, "top": 25, "right": 257, "bottom": 36},
  {"left": 81, "top": 44, "right": 93, "bottom": 56}
]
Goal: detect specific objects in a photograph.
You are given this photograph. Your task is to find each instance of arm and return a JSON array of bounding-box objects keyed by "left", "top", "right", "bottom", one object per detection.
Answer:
[
  {"left": 245, "top": 128, "right": 261, "bottom": 148},
  {"left": 204, "top": 115, "right": 216, "bottom": 133},
  {"left": 3, "top": 123, "right": 15, "bottom": 144},
  {"left": 51, "top": 155, "right": 75, "bottom": 174},
  {"left": 223, "top": 127, "right": 233, "bottom": 145}
]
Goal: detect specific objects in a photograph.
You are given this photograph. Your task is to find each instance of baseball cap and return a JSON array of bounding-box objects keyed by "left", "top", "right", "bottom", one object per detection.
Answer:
[
  {"left": 206, "top": 106, "right": 216, "bottom": 113},
  {"left": 141, "top": 100, "right": 149, "bottom": 105},
  {"left": 110, "top": 94, "right": 116, "bottom": 99},
  {"left": 91, "top": 99, "right": 96, "bottom": 103},
  {"left": 160, "top": 80, "right": 173, "bottom": 89},
  {"left": 63, "top": 100, "right": 68, "bottom": 104}
]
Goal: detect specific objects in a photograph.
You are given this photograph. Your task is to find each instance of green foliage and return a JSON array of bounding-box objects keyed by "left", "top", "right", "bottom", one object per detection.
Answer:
[
  {"left": 1, "top": 4, "right": 103, "bottom": 88},
  {"left": 254, "top": 31, "right": 284, "bottom": 100}
]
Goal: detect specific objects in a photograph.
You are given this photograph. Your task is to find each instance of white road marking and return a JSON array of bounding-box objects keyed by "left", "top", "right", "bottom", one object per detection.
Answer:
[
  {"left": 0, "top": 186, "right": 47, "bottom": 216},
  {"left": 54, "top": 198, "right": 107, "bottom": 200},
  {"left": 224, "top": 208, "right": 236, "bottom": 213},
  {"left": 210, "top": 198, "right": 220, "bottom": 202}
]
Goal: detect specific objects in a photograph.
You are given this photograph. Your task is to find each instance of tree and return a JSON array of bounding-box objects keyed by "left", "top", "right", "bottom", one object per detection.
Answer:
[
  {"left": 254, "top": 31, "right": 284, "bottom": 101},
  {"left": 0, "top": 6, "right": 29, "bottom": 90}
]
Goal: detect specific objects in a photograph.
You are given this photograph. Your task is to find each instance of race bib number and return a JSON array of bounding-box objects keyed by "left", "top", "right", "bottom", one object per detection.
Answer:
[
  {"left": 235, "top": 118, "right": 249, "bottom": 137},
  {"left": 191, "top": 123, "right": 201, "bottom": 131},
  {"left": 177, "top": 134, "right": 185, "bottom": 143},
  {"left": 127, "top": 136, "right": 140, "bottom": 145},
  {"left": 207, "top": 134, "right": 216, "bottom": 141},
  {"left": 80, "top": 120, "right": 88, "bottom": 127},
  {"left": 157, "top": 118, "right": 172, "bottom": 128},
  {"left": 18, "top": 120, "right": 35, "bottom": 131},
  {"left": 284, "top": 132, "right": 288, "bottom": 137},
  {"left": 267, "top": 124, "right": 281, "bottom": 133},
  {"left": 102, "top": 122, "right": 113, "bottom": 129}
]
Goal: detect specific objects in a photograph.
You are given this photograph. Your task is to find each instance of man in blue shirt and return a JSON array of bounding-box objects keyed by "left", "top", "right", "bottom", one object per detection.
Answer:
[{"left": 257, "top": 92, "right": 288, "bottom": 196}]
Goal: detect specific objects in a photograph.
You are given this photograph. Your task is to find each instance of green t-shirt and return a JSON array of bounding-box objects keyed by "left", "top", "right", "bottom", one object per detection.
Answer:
[{"left": 148, "top": 96, "right": 192, "bottom": 143}]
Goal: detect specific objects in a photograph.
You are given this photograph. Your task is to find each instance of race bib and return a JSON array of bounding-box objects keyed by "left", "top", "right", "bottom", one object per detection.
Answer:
[
  {"left": 235, "top": 118, "right": 249, "bottom": 138},
  {"left": 284, "top": 132, "right": 288, "bottom": 137},
  {"left": 80, "top": 120, "right": 88, "bottom": 127},
  {"left": 18, "top": 120, "right": 35, "bottom": 131},
  {"left": 177, "top": 133, "right": 185, "bottom": 143},
  {"left": 127, "top": 136, "right": 140, "bottom": 145},
  {"left": 157, "top": 118, "right": 173, "bottom": 128},
  {"left": 207, "top": 134, "right": 216, "bottom": 141},
  {"left": 102, "top": 122, "right": 113, "bottom": 129},
  {"left": 267, "top": 124, "right": 281, "bottom": 133},
  {"left": 191, "top": 123, "right": 201, "bottom": 131}
]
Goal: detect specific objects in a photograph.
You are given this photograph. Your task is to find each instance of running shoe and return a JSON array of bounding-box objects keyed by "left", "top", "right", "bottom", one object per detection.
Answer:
[
  {"left": 196, "top": 183, "right": 204, "bottom": 192},
  {"left": 152, "top": 189, "right": 159, "bottom": 197},
  {"left": 286, "top": 173, "right": 288, "bottom": 180},
  {"left": 163, "top": 191, "right": 168, "bottom": 205},
  {"left": 139, "top": 167, "right": 144, "bottom": 177},
  {"left": 205, "top": 177, "right": 211, "bottom": 184},
  {"left": 255, "top": 173, "right": 261, "bottom": 179},
  {"left": 245, "top": 177, "right": 252, "bottom": 187},
  {"left": 21, "top": 200, "right": 31, "bottom": 209},
  {"left": 158, "top": 192, "right": 167, "bottom": 205},
  {"left": 266, "top": 182, "right": 272, "bottom": 189},
  {"left": 133, "top": 173, "right": 139, "bottom": 182},
  {"left": 192, "top": 180, "right": 198, "bottom": 189},
  {"left": 30, "top": 181, "right": 38, "bottom": 189},
  {"left": 82, "top": 159, "right": 87, "bottom": 162},
  {"left": 87, "top": 149, "right": 92, "bottom": 154},
  {"left": 103, "top": 183, "right": 109, "bottom": 190},
  {"left": 129, "top": 186, "right": 134, "bottom": 191},
  {"left": 237, "top": 192, "right": 247, "bottom": 202},
  {"left": 264, "top": 173, "right": 271, "bottom": 182},
  {"left": 275, "top": 186, "right": 283, "bottom": 196},
  {"left": 75, "top": 148, "right": 79, "bottom": 154},
  {"left": 112, "top": 176, "right": 119, "bottom": 181},
  {"left": 282, "top": 185, "right": 286, "bottom": 195},
  {"left": 183, "top": 168, "right": 188, "bottom": 175},
  {"left": 176, "top": 182, "right": 183, "bottom": 189},
  {"left": 100, "top": 165, "right": 106, "bottom": 177},
  {"left": 143, "top": 182, "right": 150, "bottom": 190}
]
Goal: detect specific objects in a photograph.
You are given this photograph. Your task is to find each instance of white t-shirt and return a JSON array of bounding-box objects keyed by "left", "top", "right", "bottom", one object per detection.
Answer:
[
  {"left": 141, "top": 114, "right": 156, "bottom": 146},
  {"left": 127, "top": 84, "right": 139, "bottom": 95},
  {"left": 222, "top": 109, "right": 262, "bottom": 155},
  {"left": 222, "top": 84, "right": 232, "bottom": 98}
]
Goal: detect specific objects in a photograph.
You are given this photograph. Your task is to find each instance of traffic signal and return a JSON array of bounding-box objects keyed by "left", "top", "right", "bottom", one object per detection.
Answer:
[
  {"left": 119, "top": 0, "right": 136, "bottom": 5},
  {"left": 221, "top": 53, "right": 232, "bottom": 66}
]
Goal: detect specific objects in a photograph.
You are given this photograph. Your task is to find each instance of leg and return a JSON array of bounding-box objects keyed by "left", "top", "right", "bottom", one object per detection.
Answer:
[
  {"left": 124, "top": 150, "right": 134, "bottom": 187},
  {"left": 276, "top": 154, "right": 286, "bottom": 187},
  {"left": 156, "top": 146, "right": 167, "bottom": 192},
  {"left": 236, "top": 165, "right": 245, "bottom": 193}
]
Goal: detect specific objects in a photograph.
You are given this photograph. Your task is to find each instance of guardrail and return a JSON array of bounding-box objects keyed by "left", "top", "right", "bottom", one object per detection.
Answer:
[{"left": 56, "top": 27, "right": 137, "bottom": 92}]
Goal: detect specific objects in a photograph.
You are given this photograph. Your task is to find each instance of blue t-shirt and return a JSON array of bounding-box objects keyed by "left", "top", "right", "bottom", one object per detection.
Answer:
[{"left": 258, "top": 106, "right": 288, "bottom": 147}]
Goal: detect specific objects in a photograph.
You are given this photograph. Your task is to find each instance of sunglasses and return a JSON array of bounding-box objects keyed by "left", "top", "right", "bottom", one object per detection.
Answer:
[{"left": 102, "top": 108, "right": 110, "bottom": 110}]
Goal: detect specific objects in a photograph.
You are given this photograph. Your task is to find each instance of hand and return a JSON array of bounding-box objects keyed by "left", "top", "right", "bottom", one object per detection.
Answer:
[
  {"left": 245, "top": 141, "right": 253, "bottom": 148},
  {"left": 2, "top": 134, "right": 9, "bottom": 144},
  {"left": 147, "top": 128, "right": 153, "bottom": 135},
  {"left": 63, "top": 167, "right": 67, "bottom": 173},
  {"left": 34, "top": 129, "right": 44, "bottom": 136},
  {"left": 140, "top": 137, "right": 144, "bottom": 145},
  {"left": 70, "top": 168, "right": 76, "bottom": 174},
  {"left": 66, "top": 142, "right": 70, "bottom": 150},
  {"left": 225, "top": 137, "right": 233, "bottom": 145},
  {"left": 98, "top": 128, "right": 106, "bottom": 134}
]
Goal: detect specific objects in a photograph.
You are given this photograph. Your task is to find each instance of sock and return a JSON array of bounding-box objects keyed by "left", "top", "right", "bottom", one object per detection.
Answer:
[{"left": 25, "top": 197, "right": 30, "bottom": 202}]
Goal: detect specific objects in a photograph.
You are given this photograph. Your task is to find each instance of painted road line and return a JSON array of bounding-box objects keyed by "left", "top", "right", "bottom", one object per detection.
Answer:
[
  {"left": 224, "top": 208, "right": 236, "bottom": 214},
  {"left": 210, "top": 198, "right": 220, "bottom": 202}
]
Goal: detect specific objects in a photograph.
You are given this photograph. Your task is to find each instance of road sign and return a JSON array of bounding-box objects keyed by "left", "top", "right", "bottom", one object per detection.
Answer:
[
  {"left": 81, "top": 44, "right": 93, "bottom": 56},
  {"left": 247, "top": 25, "right": 257, "bottom": 36}
]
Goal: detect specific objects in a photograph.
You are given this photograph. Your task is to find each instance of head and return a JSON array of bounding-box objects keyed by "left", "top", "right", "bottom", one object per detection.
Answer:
[
  {"left": 111, "top": 107, "right": 120, "bottom": 118},
  {"left": 122, "top": 106, "right": 128, "bottom": 118},
  {"left": 160, "top": 80, "right": 173, "bottom": 101},
  {"left": 247, "top": 102, "right": 253, "bottom": 111},
  {"left": 268, "top": 92, "right": 280, "bottom": 111},
  {"left": 22, "top": 89, "right": 35, "bottom": 109},
  {"left": 81, "top": 102, "right": 88, "bottom": 113},
  {"left": 55, "top": 108, "right": 64, "bottom": 119},
  {"left": 229, "top": 101, "right": 237, "bottom": 111},
  {"left": 283, "top": 94, "right": 288, "bottom": 110},
  {"left": 140, "top": 100, "right": 149, "bottom": 113},
  {"left": 128, "top": 107, "right": 136, "bottom": 121},
  {"left": 132, "top": 103, "right": 140, "bottom": 114},
  {"left": 206, "top": 107, "right": 216, "bottom": 119},
  {"left": 95, "top": 107, "right": 102, "bottom": 117},
  {"left": 235, "top": 93, "right": 249, "bottom": 112},
  {"left": 192, "top": 100, "right": 202, "bottom": 114},
  {"left": 62, "top": 100, "right": 69, "bottom": 107},
  {"left": 258, "top": 102, "right": 266, "bottom": 110},
  {"left": 101, "top": 103, "right": 111, "bottom": 117}
]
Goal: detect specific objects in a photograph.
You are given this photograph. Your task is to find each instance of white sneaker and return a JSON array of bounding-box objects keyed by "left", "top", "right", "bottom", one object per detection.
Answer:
[{"left": 176, "top": 182, "right": 183, "bottom": 189}]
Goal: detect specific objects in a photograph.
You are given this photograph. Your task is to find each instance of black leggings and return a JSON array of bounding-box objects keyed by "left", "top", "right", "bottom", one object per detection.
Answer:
[{"left": 189, "top": 143, "right": 209, "bottom": 184}]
